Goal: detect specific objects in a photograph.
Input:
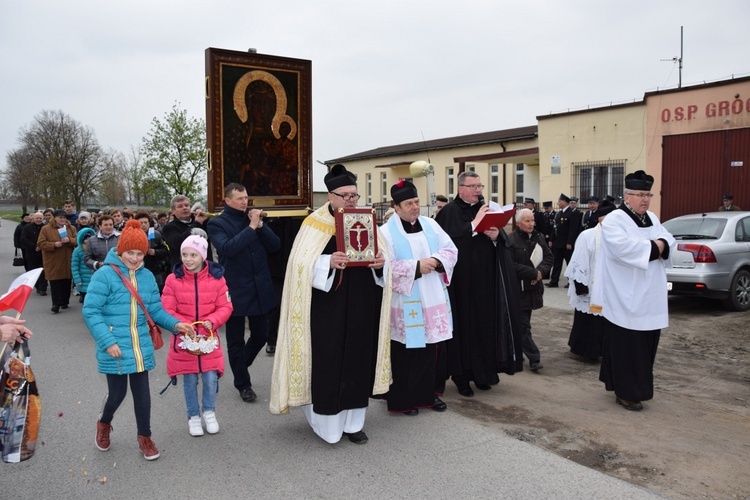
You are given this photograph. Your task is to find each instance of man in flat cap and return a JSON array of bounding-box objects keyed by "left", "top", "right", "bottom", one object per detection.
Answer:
[
  {"left": 591, "top": 171, "right": 674, "bottom": 411},
  {"left": 380, "top": 179, "right": 457, "bottom": 415},
  {"left": 719, "top": 195, "right": 742, "bottom": 212},
  {"left": 547, "top": 193, "right": 581, "bottom": 288},
  {"left": 271, "top": 164, "right": 391, "bottom": 445},
  {"left": 37, "top": 209, "right": 77, "bottom": 313}
]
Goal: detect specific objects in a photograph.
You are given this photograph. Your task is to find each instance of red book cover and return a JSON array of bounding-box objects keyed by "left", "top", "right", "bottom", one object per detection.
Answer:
[{"left": 474, "top": 205, "right": 516, "bottom": 232}]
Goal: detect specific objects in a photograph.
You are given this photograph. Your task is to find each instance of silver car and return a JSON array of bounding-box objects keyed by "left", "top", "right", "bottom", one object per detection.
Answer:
[{"left": 663, "top": 211, "right": 750, "bottom": 312}]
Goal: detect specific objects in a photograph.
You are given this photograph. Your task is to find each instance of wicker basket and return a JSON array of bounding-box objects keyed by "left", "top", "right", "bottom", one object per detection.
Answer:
[{"left": 178, "top": 321, "right": 218, "bottom": 355}]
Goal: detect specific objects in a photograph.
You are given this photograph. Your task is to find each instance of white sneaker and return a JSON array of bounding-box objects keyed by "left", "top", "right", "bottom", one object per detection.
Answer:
[
  {"left": 202, "top": 411, "right": 219, "bottom": 434},
  {"left": 188, "top": 415, "right": 204, "bottom": 436}
]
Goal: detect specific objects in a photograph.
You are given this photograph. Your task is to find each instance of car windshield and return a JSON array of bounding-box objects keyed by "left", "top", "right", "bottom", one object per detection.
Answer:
[{"left": 663, "top": 217, "right": 726, "bottom": 240}]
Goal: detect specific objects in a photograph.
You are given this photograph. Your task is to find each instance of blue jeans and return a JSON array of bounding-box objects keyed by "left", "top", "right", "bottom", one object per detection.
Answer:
[{"left": 183, "top": 371, "right": 219, "bottom": 418}]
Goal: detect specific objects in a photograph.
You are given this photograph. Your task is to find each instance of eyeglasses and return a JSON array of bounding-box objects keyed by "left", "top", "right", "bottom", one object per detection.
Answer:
[
  {"left": 330, "top": 192, "right": 361, "bottom": 202},
  {"left": 460, "top": 184, "right": 484, "bottom": 190},
  {"left": 627, "top": 193, "right": 654, "bottom": 199}
]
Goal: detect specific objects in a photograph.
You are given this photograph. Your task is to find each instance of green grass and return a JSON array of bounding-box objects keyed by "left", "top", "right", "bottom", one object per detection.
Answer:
[{"left": 0, "top": 211, "right": 24, "bottom": 223}]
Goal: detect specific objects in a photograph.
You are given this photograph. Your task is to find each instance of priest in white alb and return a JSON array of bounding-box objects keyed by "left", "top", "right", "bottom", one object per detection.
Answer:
[
  {"left": 591, "top": 170, "right": 675, "bottom": 411},
  {"left": 380, "top": 180, "right": 458, "bottom": 415}
]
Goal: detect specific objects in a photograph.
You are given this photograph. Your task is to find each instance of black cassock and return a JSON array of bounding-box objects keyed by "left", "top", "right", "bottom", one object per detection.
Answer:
[
  {"left": 436, "top": 198, "right": 524, "bottom": 385},
  {"left": 309, "top": 236, "right": 384, "bottom": 415}
]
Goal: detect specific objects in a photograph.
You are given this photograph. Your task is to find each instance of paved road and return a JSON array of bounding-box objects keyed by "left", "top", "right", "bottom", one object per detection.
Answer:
[{"left": 0, "top": 222, "right": 659, "bottom": 499}]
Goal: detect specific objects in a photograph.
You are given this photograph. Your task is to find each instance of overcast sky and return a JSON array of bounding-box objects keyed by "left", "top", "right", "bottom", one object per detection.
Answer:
[{"left": 2, "top": 0, "right": 748, "bottom": 192}]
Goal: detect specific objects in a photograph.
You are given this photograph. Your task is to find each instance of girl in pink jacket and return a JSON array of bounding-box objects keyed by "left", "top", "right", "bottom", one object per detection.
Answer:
[{"left": 162, "top": 235, "right": 233, "bottom": 436}]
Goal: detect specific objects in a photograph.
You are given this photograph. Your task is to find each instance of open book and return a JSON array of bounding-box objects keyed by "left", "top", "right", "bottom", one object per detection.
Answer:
[{"left": 474, "top": 204, "right": 516, "bottom": 233}]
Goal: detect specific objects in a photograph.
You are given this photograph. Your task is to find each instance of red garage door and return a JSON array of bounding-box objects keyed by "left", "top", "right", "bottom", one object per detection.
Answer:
[{"left": 662, "top": 127, "right": 750, "bottom": 221}]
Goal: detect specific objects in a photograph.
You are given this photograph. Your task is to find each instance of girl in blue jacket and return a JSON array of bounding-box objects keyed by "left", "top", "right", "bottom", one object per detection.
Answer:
[{"left": 83, "top": 220, "right": 194, "bottom": 461}]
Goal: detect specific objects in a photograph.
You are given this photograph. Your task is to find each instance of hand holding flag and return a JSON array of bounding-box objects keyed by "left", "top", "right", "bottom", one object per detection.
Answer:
[{"left": 0, "top": 268, "right": 44, "bottom": 316}]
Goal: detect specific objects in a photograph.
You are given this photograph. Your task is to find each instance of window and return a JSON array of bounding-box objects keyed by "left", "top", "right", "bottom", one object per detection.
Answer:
[
  {"left": 366, "top": 173, "right": 372, "bottom": 205},
  {"left": 446, "top": 167, "right": 455, "bottom": 201},
  {"left": 515, "top": 163, "right": 525, "bottom": 204},
  {"left": 571, "top": 160, "right": 626, "bottom": 201},
  {"left": 490, "top": 164, "right": 500, "bottom": 204},
  {"left": 467, "top": 164, "right": 476, "bottom": 172},
  {"left": 380, "top": 172, "right": 388, "bottom": 202}
]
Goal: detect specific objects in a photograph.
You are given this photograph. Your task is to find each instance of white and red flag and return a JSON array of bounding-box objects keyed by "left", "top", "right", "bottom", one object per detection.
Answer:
[{"left": 0, "top": 268, "right": 43, "bottom": 314}]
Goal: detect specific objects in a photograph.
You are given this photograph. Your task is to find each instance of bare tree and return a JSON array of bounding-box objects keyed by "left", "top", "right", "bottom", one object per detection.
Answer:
[
  {"left": 121, "top": 144, "right": 146, "bottom": 205},
  {"left": 3, "top": 147, "right": 38, "bottom": 212},
  {"left": 141, "top": 102, "right": 206, "bottom": 200},
  {"left": 17, "top": 110, "right": 105, "bottom": 209},
  {"left": 98, "top": 149, "right": 128, "bottom": 206}
]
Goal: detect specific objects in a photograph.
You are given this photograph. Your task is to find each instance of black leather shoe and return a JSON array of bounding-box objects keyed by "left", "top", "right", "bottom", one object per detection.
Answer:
[
  {"left": 239, "top": 387, "right": 257, "bottom": 403},
  {"left": 51, "top": 305, "right": 59, "bottom": 314},
  {"left": 403, "top": 409, "right": 419, "bottom": 416},
  {"left": 61, "top": 304, "right": 69, "bottom": 309},
  {"left": 530, "top": 361, "right": 543, "bottom": 371},
  {"left": 265, "top": 344, "right": 276, "bottom": 355},
  {"left": 457, "top": 386, "right": 474, "bottom": 397},
  {"left": 545, "top": 282, "right": 559, "bottom": 288},
  {"left": 343, "top": 431, "right": 368, "bottom": 444},
  {"left": 432, "top": 397, "right": 447, "bottom": 412},
  {"left": 37, "top": 290, "right": 47, "bottom": 296},
  {"left": 475, "top": 384, "right": 491, "bottom": 391},
  {"left": 616, "top": 396, "right": 643, "bottom": 411}
]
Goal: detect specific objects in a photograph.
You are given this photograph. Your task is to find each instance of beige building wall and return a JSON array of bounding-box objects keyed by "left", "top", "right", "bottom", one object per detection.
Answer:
[
  {"left": 342, "top": 136, "right": 539, "bottom": 214},
  {"left": 537, "top": 103, "right": 647, "bottom": 209},
  {"left": 645, "top": 79, "right": 750, "bottom": 197}
]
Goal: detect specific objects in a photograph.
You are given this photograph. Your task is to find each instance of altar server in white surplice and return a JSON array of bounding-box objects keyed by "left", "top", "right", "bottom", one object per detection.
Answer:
[
  {"left": 380, "top": 180, "right": 458, "bottom": 415},
  {"left": 591, "top": 170, "right": 675, "bottom": 412}
]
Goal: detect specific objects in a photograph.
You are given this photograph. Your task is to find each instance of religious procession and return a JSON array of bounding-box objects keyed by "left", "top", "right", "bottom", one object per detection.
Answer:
[{"left": 1, "top": 164, "right": 674, "bottom": 467}]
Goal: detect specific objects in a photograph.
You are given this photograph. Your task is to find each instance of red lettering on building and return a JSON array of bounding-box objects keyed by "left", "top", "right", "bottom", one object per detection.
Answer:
[
  {"left": 731, "top": 99, "right": 744, "bottom": 114},
  {"left": 718, "top": 101, "right": 730, "bottom": 116},
  {"left": 706, "top": 102, "right": 716, "bottom": 117},
  {"left": 687, "top": 104, "right": 698, "bottom": 119},
  {"left": 661, "top": 108, "right": 671, "bottom": 122}
]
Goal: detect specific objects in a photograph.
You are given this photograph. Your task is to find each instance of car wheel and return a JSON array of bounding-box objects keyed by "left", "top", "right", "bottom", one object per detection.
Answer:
[{"left": 722, "top": 269, "right": 750, "bottom": 312}]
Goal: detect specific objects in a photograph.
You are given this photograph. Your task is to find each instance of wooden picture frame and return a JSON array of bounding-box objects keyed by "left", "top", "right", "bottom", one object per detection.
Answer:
[
  {"left": 334, "top": 208, "right": 379, "bottom": 267},
  {"left": 205, "top": 48, "right": 312, "bottom": 214}
]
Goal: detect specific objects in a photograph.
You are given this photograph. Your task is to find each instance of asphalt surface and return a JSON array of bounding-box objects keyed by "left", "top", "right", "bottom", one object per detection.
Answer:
[{"left": 0, "top": 221, "right": 659, "bottom": 499}]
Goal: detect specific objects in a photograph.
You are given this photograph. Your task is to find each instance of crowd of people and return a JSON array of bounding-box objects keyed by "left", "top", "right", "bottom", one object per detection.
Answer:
[{"left": 5, "top": 169, "right": 681, "bottom": 460}]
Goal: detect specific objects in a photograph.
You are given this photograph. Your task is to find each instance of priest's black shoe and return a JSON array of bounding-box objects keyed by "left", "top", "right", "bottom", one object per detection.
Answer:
[
  {"left": 403, "top": 409, "right": 419, "bottom": 416},
  {"left": 432, "top": 397, "right": 447, "bottom": 412},
  {"left": 530, "top": 361, "right": 543, "bottom": 371},
  {"left": 616, "top": 396, "right": 643, "bottom": 411},
  {"left": 51, "top": 305, "right": 59, "bottom": 314},
  {"left": 545, "top": 282, "right": 558, "bottom": 288},
  {"left": 457, "top": 386, "right": 474, "bottom": 397},
  {"left": 343, "top": 431, "right": 368, "bottom": 444},
  {"left": 37, "top": 289, "right": 47, "bottom": 296},
  {"left": 475, "top": 384, "right": 492, "bottom": 390},
  {"left": 239, "top": 387, "right": 257, "bottom": 403},
  {"left": 265, "top": 344, "right": 275, "bottom": 355}
]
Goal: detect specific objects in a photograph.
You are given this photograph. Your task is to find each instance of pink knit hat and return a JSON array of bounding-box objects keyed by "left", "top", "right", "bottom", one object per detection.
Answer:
[{"left": 181, "top": 235, "right": 208, "bottom": 261}]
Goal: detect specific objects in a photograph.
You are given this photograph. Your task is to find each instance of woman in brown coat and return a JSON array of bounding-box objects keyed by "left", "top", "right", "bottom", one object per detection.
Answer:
[{"left": 37, "top": 209, "right": 77, "bottom": 313}]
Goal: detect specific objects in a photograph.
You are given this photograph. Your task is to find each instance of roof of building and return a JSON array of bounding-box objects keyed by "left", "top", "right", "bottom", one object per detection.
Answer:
[{"left": 327, "top": 125, "right": 538, "bottom": 164}]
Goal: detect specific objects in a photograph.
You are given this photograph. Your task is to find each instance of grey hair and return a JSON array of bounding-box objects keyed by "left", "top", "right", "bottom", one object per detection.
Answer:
[
  {"left": 515, "top": 208, "right": 534, "bottom": 223},
  {"left": 170, "top": 195, "right": 190, "bottom": 209}
]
